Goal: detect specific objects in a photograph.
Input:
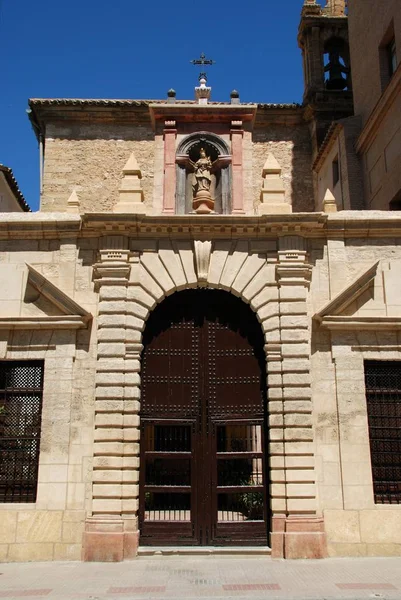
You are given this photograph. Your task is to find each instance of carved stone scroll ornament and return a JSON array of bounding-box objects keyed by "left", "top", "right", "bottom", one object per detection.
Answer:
[{"left": 194, "top": 240, "right": 212, "bottom": 285}]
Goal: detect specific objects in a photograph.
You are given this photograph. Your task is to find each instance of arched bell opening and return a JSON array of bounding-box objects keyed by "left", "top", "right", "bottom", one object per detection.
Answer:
[
  {"left": 176, "top": 133, "right": 232, "bottom": 215},
  {"left": 323, "top": 37, "right": 351, "bottom": 91},
  {"left": 138, "top": 288, "right": 270, "bottom": 547}
]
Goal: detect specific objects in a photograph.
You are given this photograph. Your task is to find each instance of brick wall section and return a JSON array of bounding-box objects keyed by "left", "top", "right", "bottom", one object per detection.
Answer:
[
  {"left": 252, "top": 124, "right": 314, "bottom": 213},
  {"left": 41, "top": 124, "right": 155, "bottom": 213}
]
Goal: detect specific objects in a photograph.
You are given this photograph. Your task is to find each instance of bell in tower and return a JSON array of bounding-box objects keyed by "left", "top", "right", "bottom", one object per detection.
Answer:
[{"left": 298, "top": 0, "right": 353, "bottom": 157}]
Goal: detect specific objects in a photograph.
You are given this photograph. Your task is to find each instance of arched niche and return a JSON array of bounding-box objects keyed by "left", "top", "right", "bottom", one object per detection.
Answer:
[
  {"left": 176, "top": 133, "right": 232, "bottom": 214},
  {"left": 323, "top": 36, "right": 351, "bottom": 90}
]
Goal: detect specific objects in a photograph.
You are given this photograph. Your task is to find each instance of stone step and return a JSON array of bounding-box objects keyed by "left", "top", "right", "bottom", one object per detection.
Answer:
[{"left": 138, "top": 546, "right": 272, "bottom": 557}]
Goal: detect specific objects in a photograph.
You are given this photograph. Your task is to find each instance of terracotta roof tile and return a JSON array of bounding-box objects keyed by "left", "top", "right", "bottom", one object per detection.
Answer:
[{"left": 0, "top": 165, "right": 31, "bottom": 212}]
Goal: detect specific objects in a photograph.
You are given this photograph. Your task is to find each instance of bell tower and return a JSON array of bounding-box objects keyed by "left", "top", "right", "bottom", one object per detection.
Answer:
[{"left": 298, "top": 0, "right": 353, "bottom": 157}]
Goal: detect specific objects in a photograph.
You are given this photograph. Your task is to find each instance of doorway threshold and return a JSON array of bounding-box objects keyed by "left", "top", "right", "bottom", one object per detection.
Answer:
[{"left": 138, "top": 546, "right": 271, "bottom": 557}]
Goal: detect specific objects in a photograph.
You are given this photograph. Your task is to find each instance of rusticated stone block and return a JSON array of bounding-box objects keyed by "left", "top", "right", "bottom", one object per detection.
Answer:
[
  {"left": 8, "top": 543, "right": 54, "bottom": 562},
  {"left": 272, "top": 515, "right": 327, "bottom": 559},
  {"left": 83, "top": 531, "right": 124, "bottom": 562}
]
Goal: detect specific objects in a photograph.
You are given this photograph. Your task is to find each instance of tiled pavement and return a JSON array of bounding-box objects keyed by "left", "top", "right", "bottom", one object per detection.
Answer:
[{"left": 1, "top": 556, "right": 401, "bottom": 600}]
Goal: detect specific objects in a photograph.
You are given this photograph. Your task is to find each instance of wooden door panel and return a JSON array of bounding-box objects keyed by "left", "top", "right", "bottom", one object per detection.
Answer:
[{"left": 139, "top": 290, "right": 268, "bottom": 546}]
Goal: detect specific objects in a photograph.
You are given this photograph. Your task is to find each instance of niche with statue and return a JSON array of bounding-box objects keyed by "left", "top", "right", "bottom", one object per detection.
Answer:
[{"left": 176, "top": 133, "right": 232, "bottom": 214}]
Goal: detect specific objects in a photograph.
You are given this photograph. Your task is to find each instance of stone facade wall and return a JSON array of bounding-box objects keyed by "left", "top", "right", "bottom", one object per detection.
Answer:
[
  {"left": 348, "top": 0, "right": 401, "bottom": 125},
  {"left": 347, "top": 0, "right": 401, "bottom": 211},
  {"left": 0, "top": 234, "right": 97, "bottom": 561},
  {"left": 311, "top": 234, "right": 401, "bottom": 557},
  {"left": 362, "top": 105, "right": 401, "bottom": 210},
  {"left": 2, "top": 213, "right": 401, "bottom": 560},
  {"left": 41, "top": 124, "right": 155, "bottom": 213},
  {"left": 252, "top": 124, "right": 314, "bottom": 213},
  {"left": 40, "top": 118, "right": 315, "bottom": 217}
]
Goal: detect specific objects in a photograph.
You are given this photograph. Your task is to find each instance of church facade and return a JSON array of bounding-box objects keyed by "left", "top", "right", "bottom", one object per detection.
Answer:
[{"left": 0, "top": 0, "right": 400, "bottom": 562}]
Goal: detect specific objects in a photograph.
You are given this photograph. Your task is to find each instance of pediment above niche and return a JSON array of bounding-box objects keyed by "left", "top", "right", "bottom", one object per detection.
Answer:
[
  {"left": 0, "top": 264, "right": 91, "bottom": 330},
  {"left": 313, "top": 260, "right": 401, "bottom": 330}
]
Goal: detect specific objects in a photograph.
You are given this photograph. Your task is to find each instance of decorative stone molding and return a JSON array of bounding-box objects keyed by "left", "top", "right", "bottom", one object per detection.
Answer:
[
  {"left": 323, "top": 188, "right": 337, "bottom": 213},
  {"left": 276, "top": 240, "right": 312, "bottom": 289},
  {"left": 313, "top": 261, "right": 401, "bottom": 330},
  {"left": 194, "top": 240, "right": 212, "bottom": 285},
  {"left": 66, "top": 190, "right": 80, "bottom": 214},
  {"left": 230, "top": 125, "right": 245, "bottom": 214},
  {"left": 93, "top": 237, "right": 131, "bottom": 290},
  {"left": 162, "top": 125, "right": 177, "bottom": 214},
  {"left": 113, "top": 153, "right": 145, "bottom": 214},
  {"left": 314, "top": 261, "right": 379, "bottom": 325},
  {"left": 0, "top": 264, "right": 93, "bottom": 330},
  {"left": 195, "top": 76, "right": 211, "bottom": 105},
  {"left": 258, "top": 154, "right": 292, "bottom": 215},
  {"left": 85, "top": 236, "right": 327, "bottom": 560}
]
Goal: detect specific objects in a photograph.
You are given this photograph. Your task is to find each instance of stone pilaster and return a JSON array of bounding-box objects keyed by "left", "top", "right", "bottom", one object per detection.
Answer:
[
  {"left": 271, "top": 236, "right": 327, "bottom": 559},
  {"left": 230, "top": 122, "right": 245, "bottom": 214},
  {"left": 83, "top": 236, "right": 140, "bottom": 562},
  {"left": 162, "top": 122, "right": 177, "bottom": 214}
]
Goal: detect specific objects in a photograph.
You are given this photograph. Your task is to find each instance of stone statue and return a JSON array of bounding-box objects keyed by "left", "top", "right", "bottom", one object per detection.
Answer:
[
  {"left": 190, "top": 148, "right": 213, "bottom": 196},
  {"left": 189, "top": 148, "right": 216, "bottom": 214}
]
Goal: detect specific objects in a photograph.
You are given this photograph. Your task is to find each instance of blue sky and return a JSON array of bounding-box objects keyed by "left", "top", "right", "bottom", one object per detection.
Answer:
[{"left": 0, "top": 0, "right": 306, "bottom": 211}]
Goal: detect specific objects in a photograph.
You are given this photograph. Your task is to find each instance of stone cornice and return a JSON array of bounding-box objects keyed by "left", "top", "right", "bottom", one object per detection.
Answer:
[
  {"left": 314, "top": 261, "right": 379, "bottom": 322},
  {"left": 316, "top": 316, "right": 401, "bottom": 331},
  {"left": 0, "top": 315, "right": 89, "bottom": 330},
  {"left": 81, "top": 213, "right": 327, "bottom": 239},
  {"left": 355, "top": 63, "right": 401, "bottom": 154},
  {"left": 26, "top": 264, "right": 92, "bottom": 324},
  {"left": 2, "top": 212, "right": 401, "bottom": 241},
  {"left": 149, "top": 103, "right": 258, "bottom": 130},
  {"left": 0, "top": 213, "right": 81, "bottom": 239},
  {"left": 325, "top": 211, "right": 401, "bottom": 237}
]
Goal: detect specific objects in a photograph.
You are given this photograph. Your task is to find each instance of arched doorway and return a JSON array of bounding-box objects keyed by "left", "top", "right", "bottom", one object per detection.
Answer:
[{"left": 139, "top": 289, "right": 269, "bottom": 546}]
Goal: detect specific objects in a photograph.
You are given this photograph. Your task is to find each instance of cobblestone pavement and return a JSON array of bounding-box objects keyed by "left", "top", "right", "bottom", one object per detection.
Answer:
[{"left": 1, "top": 556, "right": 401, "bottom": 600}]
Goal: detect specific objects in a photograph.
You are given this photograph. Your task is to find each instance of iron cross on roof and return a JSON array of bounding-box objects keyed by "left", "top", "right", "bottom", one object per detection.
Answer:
[{"left": 190, "top": 53, "right": 215, "bottom": 81}]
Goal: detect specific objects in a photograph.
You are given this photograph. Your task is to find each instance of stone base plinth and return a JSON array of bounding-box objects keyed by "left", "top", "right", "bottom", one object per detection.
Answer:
[
  {"left": 113, "top": 202, "right": 147, "bottom": 214},
  {"left": 271, "top": 515, "right": 327, "bottom": 559},
  {"left": 193, "top": 191, "right": 214, "bottom": 214},
  {"left": 82, "top": 517, "right": 139, "bottom": 562},
  {"left": 257, "top": 203, "right": 292, "bottom": 215}
]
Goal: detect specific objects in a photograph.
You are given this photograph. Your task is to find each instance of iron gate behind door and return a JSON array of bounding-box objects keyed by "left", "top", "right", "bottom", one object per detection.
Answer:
[{"left": 139, "top": 289, "right": 269, "bottom": 546}]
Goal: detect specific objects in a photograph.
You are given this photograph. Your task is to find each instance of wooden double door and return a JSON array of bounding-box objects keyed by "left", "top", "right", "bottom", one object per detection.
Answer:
[{"left": 139, "top": 289, "right": 269, "bottom": 546}]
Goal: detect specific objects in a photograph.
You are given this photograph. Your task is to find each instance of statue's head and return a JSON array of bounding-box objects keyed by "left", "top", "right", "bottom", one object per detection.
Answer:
[{"left": 199, "top": 148, "right": 206, "bottom": 157}]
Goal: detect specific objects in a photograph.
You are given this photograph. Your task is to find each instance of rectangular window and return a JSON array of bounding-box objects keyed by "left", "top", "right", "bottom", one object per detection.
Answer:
[
  {"left": 332, "top": 156, "right": 340, "bottom": 187},
  {"left": 388, "top": 38, "right": 397, "bottom": 78},
  {"left": 0, "top": 361, "right": 44, "bottom": 503},
  {"left": 379, "top": 22, "right": 397, "bottom": 90},
  {"left": 364, "top": 361, "right": 401, "bottom": 504}
]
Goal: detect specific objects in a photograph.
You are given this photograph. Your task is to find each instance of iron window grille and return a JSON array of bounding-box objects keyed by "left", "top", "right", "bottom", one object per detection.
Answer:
[
  {"left": 0, "top": 360, "right": 44, "bottom": 503},
  {"left": 364, "top": 360, "right": 401, "bottom": 504}
]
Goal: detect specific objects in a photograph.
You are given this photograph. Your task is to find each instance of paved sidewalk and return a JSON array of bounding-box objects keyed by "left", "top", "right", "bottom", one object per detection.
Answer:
[{"left": 1, "top": 556, "right": 401, "bottom": 600}]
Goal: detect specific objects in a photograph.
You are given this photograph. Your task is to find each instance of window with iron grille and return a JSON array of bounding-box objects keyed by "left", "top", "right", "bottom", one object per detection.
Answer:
[
  {"left": 0, "top": 361, "right": 44, "bottom": 503},
  {"left": 364, "top": 361, "right": 401, "bottom": 504}
]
